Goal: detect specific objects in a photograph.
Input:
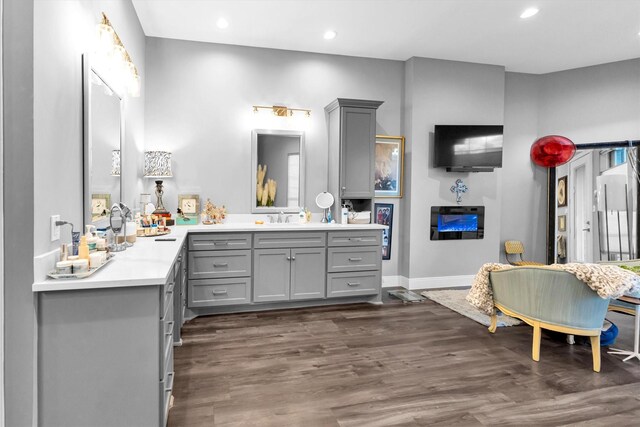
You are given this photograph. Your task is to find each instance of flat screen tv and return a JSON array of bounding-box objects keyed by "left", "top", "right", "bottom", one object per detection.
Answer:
[{"left": 433, "top": 125, "right": 503, "bottom": 172}]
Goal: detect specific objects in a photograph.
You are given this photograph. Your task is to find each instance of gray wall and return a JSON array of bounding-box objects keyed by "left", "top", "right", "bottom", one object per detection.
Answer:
[
  {"left": 402, "top": 58, "right": 506, "bottom": 279},
  {"left": 3, "top": 1, "right": 34, "bottom": 425},
  {"left": 144, "top": 38, "right": 404, "bottom": 277},
  {"left": 34, "top": 0, "right": 146, "bottom": 257},
  {"left": 500, "top": 72, "right": 547, "bottom": 264}
]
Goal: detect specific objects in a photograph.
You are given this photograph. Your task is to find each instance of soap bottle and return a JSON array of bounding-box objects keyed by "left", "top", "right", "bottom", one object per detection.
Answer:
[
  {"left": 341, "top": 205, "right": 349, "bottom": 224},
  {"left": 299, "top": 207, "right": 306, "bottom": 223},
  {"left": 78, "top": 235, "right": 90, "bottom": 261},
  {"left": 85, "top": 225, "right": 98, "bottom": 252}
]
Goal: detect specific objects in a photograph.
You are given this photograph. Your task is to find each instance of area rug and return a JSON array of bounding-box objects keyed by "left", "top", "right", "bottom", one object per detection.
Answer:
[{"left": 421, "top": 289, "right": 523, "bottom": 327}]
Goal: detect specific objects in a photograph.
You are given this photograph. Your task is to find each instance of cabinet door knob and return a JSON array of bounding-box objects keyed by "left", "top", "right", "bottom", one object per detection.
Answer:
[
  {"left": 286, "top": 256, "right": 291, "bottom": 261},
  {"left": 291, "top": 257, "right": 296, "bottom": 261}
]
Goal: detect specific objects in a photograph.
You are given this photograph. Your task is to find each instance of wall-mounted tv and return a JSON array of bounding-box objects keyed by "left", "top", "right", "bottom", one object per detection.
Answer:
[{"left": 433, "top": 125, "right": 504, "bottom": 172}]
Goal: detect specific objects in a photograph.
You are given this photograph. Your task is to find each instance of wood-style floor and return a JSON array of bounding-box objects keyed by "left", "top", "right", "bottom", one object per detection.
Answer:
[{"left": 168, "top": 293, "right": 640, "bottom": 426}]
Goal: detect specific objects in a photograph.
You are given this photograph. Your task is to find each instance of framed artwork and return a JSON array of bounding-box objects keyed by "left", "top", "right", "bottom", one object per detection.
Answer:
[
  {"left": 177, "top": 194, "right": 200, "bottom": 225},
  {"left": 557, "top": 176, "right": 568, "bottom": 207},
  {"left": 558, "top": 215, "right": 566, "bottom": 232},
  {"left": 91, "top": 193, "right": 111, "bottom": 221},
  {"left": 374, "top": 203, "right": 394, "bottom": 260},
  {"left": 375, "top": 135, "right": 405, "bottom": 198}
]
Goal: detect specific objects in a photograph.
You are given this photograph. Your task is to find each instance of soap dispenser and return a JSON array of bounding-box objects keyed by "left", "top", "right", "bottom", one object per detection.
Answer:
[
  {"left": 85, "top": 225, "right": 98, "bottom": 252},
  {"left": 78, "top": 235, "right": 90, "bottom": 261}
]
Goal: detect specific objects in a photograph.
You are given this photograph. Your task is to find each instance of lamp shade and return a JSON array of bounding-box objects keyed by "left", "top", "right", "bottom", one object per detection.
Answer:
[
  {"left": 596, "top": 174, "right": 627, "bottom": 211},
  {"left": 144, "top": 151, "right": 172, "bottom": 178},
  {"left": 530, "top": 135, "right": 576, "bottom": 167},
  {"left": 111, "top": 150, "right": 120, "bottom": 176}
]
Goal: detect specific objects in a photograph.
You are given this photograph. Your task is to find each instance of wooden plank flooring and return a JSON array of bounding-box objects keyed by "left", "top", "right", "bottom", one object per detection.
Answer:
[{"left": 168, "top": 297, "right": 640, "bottom": 426}]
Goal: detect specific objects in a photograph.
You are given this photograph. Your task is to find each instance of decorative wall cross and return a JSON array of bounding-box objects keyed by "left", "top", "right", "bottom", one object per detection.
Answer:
[{"left": 450, "top": 179, "right": 468, "bottom": 204}]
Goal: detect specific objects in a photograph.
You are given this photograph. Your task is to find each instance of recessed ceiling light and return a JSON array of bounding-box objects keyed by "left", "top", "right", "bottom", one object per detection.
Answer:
[
  {"left": 324, "top": 30, "right": 337, "bottom": 40},
  {"left": 520, "top": 7, "right": 539, "bottom": 19},
  {"left": 216, "top": 18, "right": 229, "bottom": 29}
]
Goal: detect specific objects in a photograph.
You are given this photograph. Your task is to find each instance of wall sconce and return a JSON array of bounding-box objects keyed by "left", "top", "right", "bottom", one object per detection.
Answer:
[
  {"left": 95, "top": 12, "right": 141, "bottom": 97},
  {"left": 111, "top": 150, "right": 120, "bottom": 176},
  {"left": 144, "top": 151, "right": 173, "bottom": 214},
  {"left": 252, "top": 105, "right": 311, "bottom": 118}
]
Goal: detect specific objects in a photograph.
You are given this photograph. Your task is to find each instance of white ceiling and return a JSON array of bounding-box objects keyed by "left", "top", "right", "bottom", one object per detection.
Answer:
[{"left": 132, "top": 0, "right": 640, "bottom": 74}]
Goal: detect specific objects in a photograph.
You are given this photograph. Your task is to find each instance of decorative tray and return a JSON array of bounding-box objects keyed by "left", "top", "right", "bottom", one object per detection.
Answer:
[
  {"left": 138, "top": 228, "right": 171, "bottom": 238},
  {"left": 47, "top": 253, "right": 115, "bottom": 280}
]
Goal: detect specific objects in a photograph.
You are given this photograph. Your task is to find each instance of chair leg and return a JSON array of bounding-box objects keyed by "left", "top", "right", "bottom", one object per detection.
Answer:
[
  {"left": 532, "top": 323, "right": 541, "bottom": 362},
  {"left": 590, "top": 335, "right": 601, "bottom": 372},
  {"left": 488, "top": 314, "right": 497, "bottom": 333}
]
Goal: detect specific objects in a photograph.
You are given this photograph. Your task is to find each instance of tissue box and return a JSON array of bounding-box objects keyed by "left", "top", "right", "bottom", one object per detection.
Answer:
[{"left": 348, "top": 211, "right": 371, "bottom": 224}]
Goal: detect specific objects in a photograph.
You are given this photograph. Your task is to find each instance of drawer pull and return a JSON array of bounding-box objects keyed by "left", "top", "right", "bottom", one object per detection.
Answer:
[
  {"left": 166, "top": 283, "right": 175, "bottom": 293},
  {"left": 214, "top": 241, "right": 229, "bottom": 246},
  {"left": 164, "top": 372, "right": 174, "bottom": 392},
  {"left": 349, "top": 237, "right": 363, "bottom": 242},
  {"left": 347, "top": 282, "right": 361, "bottom": 287},
  {"left": 212, "top": 289, "right": 228, "bottom": 296},
  {"left": 348, "top": 257, "right": 363, "bottom": 262},
  {"left": 213, "top": 262, "right": 229, "bottom": 268}
]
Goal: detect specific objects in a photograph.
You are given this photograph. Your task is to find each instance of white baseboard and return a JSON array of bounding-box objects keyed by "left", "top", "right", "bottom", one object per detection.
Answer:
[{"left": 383, "top": 274, "right": 473, "bottom": 290}]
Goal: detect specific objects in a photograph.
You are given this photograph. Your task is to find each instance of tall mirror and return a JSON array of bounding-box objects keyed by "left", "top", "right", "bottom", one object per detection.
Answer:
[
  {"left": 251, "top": 129, "right": 305, "bottom": 213},
  {"left": 550, "top": 144, "right": 639, "bottom": 264},
  {"left": 83, "top": 54, "right": 124, "bottom": 228}
]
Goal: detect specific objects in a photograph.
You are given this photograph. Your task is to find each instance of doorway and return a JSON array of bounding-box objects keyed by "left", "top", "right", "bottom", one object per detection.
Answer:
[{"left": 568, "top": 152, "right": 594, "bottom": 263}]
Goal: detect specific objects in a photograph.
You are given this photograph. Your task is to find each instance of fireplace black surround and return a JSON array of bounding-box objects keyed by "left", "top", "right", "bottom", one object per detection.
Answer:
[{"left": 430, "top": 206, "right": 485, "bottom": 240}]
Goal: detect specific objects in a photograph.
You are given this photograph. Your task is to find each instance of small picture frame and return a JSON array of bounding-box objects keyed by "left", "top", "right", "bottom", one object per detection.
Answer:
[
  {"left": 177, "top": 194, "right": 200, "bottom": 225},
  {"left": 375, "top": 135, "right": 405, "bottom": 198},
  {"left": 557, "top": 176, "right": 568, "bottom": 207},
  {"left": 374, "top": 203, "right": 394, "bottom": 260},
  {"left": 558, "top": 215, "right": 566, "bottom": 232},
  {"left": 91, "top": 193, "right": 111, "bottom": 222}
]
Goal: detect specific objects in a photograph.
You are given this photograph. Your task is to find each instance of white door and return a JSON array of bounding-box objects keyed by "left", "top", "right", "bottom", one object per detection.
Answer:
[{"left": 569, "top": 152, "right": 594, "bottom": 263}]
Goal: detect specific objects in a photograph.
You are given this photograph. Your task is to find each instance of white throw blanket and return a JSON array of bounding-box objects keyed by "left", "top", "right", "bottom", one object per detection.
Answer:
[{"left": 466, "top": 263, "right": 640, "bottom": 315}]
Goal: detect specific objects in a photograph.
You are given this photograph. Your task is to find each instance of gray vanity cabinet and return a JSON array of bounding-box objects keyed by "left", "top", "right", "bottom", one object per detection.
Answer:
[
  {"left": 325, "top": 98, "right": 383, "bottom": 220},
  {"left": 173, "top": 244, "right": 187, "bottom": 345},
  {"left": 253, "top": 248, "right": 292, "bottom": 302},
  {"left": 253, "top": 232, "right": 327, "bottom": 303},
  {"left": 340, "top": 106, "right": 377, "bottom": 199},
  {"left": 290, "top": 247, "right": 326, "bottom": 300}
]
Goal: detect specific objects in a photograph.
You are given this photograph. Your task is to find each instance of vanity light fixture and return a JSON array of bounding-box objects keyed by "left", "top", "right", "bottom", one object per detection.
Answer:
[
  {"left": 324, "top": 30, "right": 337, "bottom": 40},
  {"left": 252, "top": 105, "right": 311, "bottom": 118},
  {"left": 111, "top": 150, "right": 121, "bottom": 176},
  {"left": 520, "top": 7, "right": 539, "bottom": 19},
  {"left": 144, "top": 151, "right": 173, "bottom": 214},
  {"left": 95, "top": 12, "right": 141, "bottom": 97}
]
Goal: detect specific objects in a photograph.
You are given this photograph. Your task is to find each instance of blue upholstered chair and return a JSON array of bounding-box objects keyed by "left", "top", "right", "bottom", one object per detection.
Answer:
[{"left": 488, "top": 267, "right": 610, "bottom": 372}]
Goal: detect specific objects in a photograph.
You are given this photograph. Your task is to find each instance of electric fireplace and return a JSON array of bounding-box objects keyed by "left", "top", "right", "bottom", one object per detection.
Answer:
[{"left": 430, "top": 206, "right": 485, "bottom": 240}]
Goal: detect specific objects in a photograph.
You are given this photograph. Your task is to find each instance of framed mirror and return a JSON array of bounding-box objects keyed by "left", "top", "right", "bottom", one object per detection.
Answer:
[
  {"left": 251, "top": 129, "right": 305, "bottom": 213},
  {"left": 82, "top": 54, "right": 124, "bottom": 229}
]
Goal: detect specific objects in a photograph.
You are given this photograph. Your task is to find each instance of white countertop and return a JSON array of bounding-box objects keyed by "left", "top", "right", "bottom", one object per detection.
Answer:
[{"left": 32, "top": 222, "right": 386, "bottom": 292}]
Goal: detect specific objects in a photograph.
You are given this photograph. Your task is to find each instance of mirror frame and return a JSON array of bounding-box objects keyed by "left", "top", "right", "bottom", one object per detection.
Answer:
[
  {"left": 82, "top": 53, "right": 125, "bottom": 229},
  {"left": 251, "top": 129, "right": 305, "bottom": 214},
  {"left": 545, "top": 140, "right": 640, "bottom": 264}
]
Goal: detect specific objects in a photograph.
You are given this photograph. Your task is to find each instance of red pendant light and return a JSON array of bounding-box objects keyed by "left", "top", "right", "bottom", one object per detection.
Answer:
[{"left": 530, "top": 135, "right": 576, "bottom": 167}]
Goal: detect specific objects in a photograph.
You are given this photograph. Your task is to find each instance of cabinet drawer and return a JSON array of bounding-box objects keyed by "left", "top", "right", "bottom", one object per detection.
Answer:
[
  {"left": 160, "top": 371, "right": 174, "bottom": 427},
  {"left": 327, "top": 271, "right": 380, "bottom": 298},
  {"left": 189, "top": 250, "right": 252, "bottom": 279},
  {"left": 189, "top": 233, "right": 252, "bottom": 251},
  {"left": 254, "top": 232, "right": 326, "bottom": 249},
  {"left": 188, "top": 278, "right": 251, "bottom": 307},
  {"left": 327, "top": 247, "right": 381, "bottom": 273},
  {"left": 328, "top": 230, "right": 381, "bottom": 247}
]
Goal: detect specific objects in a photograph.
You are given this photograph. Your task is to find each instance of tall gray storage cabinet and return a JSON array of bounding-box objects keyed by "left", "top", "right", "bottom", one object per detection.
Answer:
[{"left": 325, "top": 98, "right": 383, "bottom": 221}]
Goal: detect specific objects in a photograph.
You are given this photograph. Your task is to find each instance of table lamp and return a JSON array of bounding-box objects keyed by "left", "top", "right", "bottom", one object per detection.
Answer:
[{"left": 144, "top": 151, "right": 172, "bottom": 214}]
